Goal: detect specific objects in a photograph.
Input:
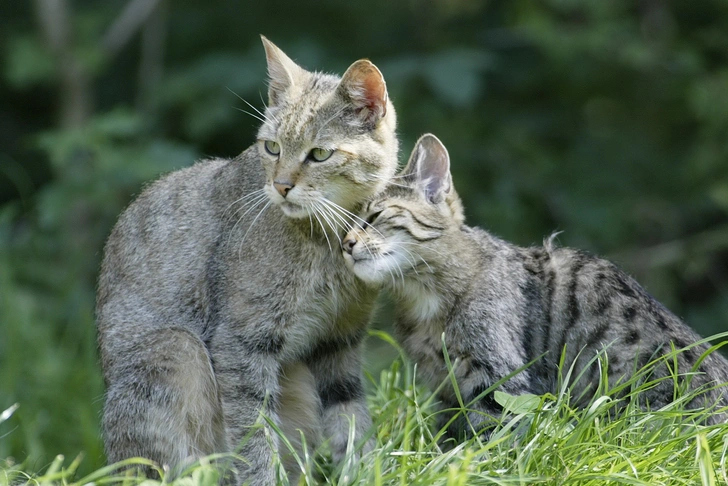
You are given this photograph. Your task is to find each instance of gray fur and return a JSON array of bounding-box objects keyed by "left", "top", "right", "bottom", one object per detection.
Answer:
[
  {"left": 97, "top": 37, "right": 398, "bottom": 484},
  {"left": 343, "top": 134, "right": 728, "bottom": 440}
]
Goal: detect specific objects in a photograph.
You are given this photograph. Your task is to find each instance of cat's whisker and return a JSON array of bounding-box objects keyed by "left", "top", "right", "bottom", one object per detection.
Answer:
[
  {"left": 318, "top": 200, "right": 380, "bottom": 260},
  {"left": 316, "top": 204, "right": 345, "bottom": 247},
  {"left": 318, "top": 200, "right": 370, "bottom": 254},
  {"left": 319, "top": 198, "right": 386, "bottom": 241},
  {"left": 310, "top": 205, "right": 333, "bottom": 253},
  {"left": 221, "top": 189, "right": 266, "bottom": 221},
  {"left": 368, "top": 173, "right": 412, "bottom": 189},
  {"left": 319, "top": 198, "right": 367, "bottom": 228},
  {"left": 257, "top": 90, "right": 280, "bottom": 124},
  {"left": 226, "top": 193, "right": 270, "bottom": 249},
  {"left": 237, "top": 200, "right": 272, "bottom": 262},
  {"left": 228, "top": 88, "right": 278, "bottom": 126},
  {"left": 321, "top": 202, "right": 364, "bottom": 246},
  {"left": 234, "top": 107, "right": 275, "bottom": 129},
  {"left": 319, "top": 201, "right": 362, "bottom": 236},
  {"left": 222, "top": 191, "right": 267, "bottom": 226},
  {"left": 319, "top": 199, "right": 354, "bottom": 233},
  {"left": 226, "top": 191, "right": 269, "bottom": 224}
]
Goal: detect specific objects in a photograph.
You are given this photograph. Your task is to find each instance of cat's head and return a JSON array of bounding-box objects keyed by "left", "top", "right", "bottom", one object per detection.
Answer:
[
  {"left": 342, "top": 134, "right": 464, "bottom": 286},
  {"left": 256, "top": 36, "right": 398, "bottom": 221}
]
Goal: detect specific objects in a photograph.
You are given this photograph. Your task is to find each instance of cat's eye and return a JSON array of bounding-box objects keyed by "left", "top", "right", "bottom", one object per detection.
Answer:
[
  {"left": 309, "top": 148, "right": 334, "bottom": 162},
  {"left": 264, "top": 140, "right": 280, "bottom": 156}
]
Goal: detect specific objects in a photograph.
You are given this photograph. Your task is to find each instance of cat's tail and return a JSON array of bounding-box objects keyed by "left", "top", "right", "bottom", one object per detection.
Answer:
[{"left": 543, "top": 231, "right": 564, "bottom": 254}]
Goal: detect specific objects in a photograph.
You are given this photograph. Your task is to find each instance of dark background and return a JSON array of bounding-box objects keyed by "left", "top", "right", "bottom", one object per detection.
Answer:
[{"left": 1, "top": 0, "right": 727, "bottom": 474}]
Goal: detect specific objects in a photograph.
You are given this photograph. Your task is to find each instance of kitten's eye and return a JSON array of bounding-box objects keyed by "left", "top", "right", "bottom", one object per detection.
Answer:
[
  {"left": 264, "top": 140, "right": 280, "bottom": 156},
  {"left": 363, "top": 210, "right": 383, "bottom": 229},
  {"left": 309, "top": 148, "right": 333, "bottom": 162}
]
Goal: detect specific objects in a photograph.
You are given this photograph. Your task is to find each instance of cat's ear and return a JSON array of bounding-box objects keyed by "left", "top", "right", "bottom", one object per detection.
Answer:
[
  {"left": 261, "top": 35, "right": 305, "bottom": 105},
  {"left": 402, "top": 134, "right": 452, "bottom": 204},
  {"left": 338, "top": 60, "right": 388, "bottom": 127}
]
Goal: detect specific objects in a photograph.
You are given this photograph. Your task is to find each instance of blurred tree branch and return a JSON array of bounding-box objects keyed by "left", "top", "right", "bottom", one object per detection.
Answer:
[
  {"left": 612, "top": 224, "right": 728, "bottom": 270},
  {"left": 33, "top": 0, "right": 91, "bottom": 128},
  {"left": 101, "top": 0, "right": 166, "bottom": 59},
  {"left": 136, "top": 0, "right": 168, "bottom": 116},
  {"left": 33, "top": 0, "right": 167, "bottom": 129}
]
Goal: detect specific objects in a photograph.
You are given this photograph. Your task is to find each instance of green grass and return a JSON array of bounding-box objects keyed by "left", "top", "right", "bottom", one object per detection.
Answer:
[{"left": 3, "top": 334, "right": 728, "bottom": 486}]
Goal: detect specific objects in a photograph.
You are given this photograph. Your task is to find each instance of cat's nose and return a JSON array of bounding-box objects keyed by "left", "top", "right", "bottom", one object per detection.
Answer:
[
  {"left": 342, "top": 237, "right": 357, "bottom": 254},
  {"left": 273, "top": 181, "right": 294, "bottom": 198}
]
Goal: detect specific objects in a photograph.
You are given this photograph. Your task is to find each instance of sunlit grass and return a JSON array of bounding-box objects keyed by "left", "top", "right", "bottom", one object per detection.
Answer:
[{"left": 3, "top": 334, "right": 728, "bottom": 486}]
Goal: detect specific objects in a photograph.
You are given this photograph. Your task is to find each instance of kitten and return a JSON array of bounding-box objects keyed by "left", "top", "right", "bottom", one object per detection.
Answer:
[
  {"left": 96, "top": 36, "right": 398, "bottom": 484},
  {"left": 342, "top": 134, "right": 728, "bottom": 440}
]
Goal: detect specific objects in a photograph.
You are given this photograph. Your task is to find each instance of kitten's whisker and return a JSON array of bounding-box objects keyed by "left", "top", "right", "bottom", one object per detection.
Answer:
[
  {"left": 390, "top": 243, "right": 433, "bottom": 274},
  {"left": 388, "top": 243, "right": 424, "bottom": 275},
  {"left": 390, "top": 257, "right": 404, "bottom": 283},
  {"left": 380, "top": 254, "right": 397, "bottom": 288},
  {"left": 400, "top": 240, "right": 450, "bottom": 260}
]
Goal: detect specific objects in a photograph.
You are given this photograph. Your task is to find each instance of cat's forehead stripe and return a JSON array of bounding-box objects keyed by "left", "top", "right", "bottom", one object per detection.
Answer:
[{"left": 278, "top": 74, "right": 341, "bottom": 139}]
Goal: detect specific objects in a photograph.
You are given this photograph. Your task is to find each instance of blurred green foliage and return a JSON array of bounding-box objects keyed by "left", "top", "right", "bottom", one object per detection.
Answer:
[{"left": 1, "top": 0, "right": 727, "bottom": 475}]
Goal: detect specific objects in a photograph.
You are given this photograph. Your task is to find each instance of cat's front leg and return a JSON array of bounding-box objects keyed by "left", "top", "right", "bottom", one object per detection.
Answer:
[
  {"left": 305, "top": 329, "right": 373, "bottom": 464},
  {"left": 440, "top": 366, "right": 532, "bottom": 443},
  {"left": 212, "top": 346, "right": 281, "bottom": 486}
]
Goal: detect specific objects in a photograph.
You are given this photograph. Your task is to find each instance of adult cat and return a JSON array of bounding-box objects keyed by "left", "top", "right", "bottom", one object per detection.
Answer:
[
  {"left": 342, "top": 134, "right": 728, "bottom": 440},
  {"left": 96, "top": 37, "right": 398, "bottom": 484}
]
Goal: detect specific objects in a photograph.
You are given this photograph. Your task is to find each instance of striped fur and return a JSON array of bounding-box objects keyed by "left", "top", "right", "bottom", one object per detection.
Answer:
[
  {"left": 343, "top": 134, "right": 728, "bottom": 441},
  {"left": 97, "top": 38, "right": 397, "bottom": 484}
]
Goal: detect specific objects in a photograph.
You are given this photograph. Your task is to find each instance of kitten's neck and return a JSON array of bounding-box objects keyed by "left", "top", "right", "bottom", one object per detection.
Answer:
[{"left": 391, "top": 228, "right": 479, "bottom": 325}]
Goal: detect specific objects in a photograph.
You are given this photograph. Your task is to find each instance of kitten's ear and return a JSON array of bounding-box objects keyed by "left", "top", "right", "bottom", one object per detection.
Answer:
[
  {"left": 402, "top": 134, "right": 452, "bottom": 204},
  {"left": 338, "top": 60, "right": 388, "bottom": 127},
  {"left": 261, "top": 35, "right": 305, "bottom": 105}
]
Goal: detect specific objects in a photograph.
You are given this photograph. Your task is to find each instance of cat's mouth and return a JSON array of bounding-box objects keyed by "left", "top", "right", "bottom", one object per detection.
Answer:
[
  {"left": 278, "top": 200, "right": 309, "bottom": 218},
  {"left": 343, "top": 252, "right": 388, "bottom": 286}
]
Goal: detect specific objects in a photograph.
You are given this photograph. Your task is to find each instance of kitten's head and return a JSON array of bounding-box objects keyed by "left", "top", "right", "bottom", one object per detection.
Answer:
[
  {"left": 256, "top": 36, "right": 398, "bottom": 220},
  {"left": 342, "top": 134, "right": 464, "bottom": 286}
]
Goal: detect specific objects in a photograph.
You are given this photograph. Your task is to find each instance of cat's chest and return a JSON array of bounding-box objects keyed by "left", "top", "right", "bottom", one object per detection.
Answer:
[
  {"left": 279, "top": 248, "right": 373, "bottom": 357},
  {"left": 393, "top": 282, "right": 450, "bottom": 384}
]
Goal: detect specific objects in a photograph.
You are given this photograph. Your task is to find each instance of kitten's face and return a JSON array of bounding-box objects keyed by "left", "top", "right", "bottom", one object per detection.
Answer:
[
  {"left": 342, "top": 134, "right": 463, "bottom": 286},
  {"left": 342, "top": 189, "right": 449, "bottom": 285},
  {"left": 256, "top": 38, "right": 398, "bottom": 221}
]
